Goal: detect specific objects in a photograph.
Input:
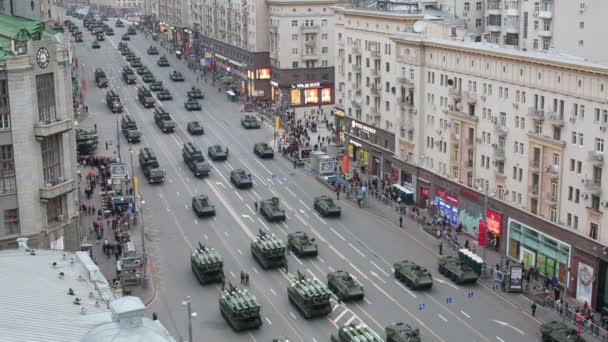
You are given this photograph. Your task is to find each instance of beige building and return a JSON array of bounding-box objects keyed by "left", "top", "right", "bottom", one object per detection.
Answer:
[{"left": 88, "top": 0, "right": 144, "bottom": 10}]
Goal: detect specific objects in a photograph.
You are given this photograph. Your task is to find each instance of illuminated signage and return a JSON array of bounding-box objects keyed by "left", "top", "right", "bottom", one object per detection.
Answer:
[
  {"left": 321, "top": 88, "right": 332, "bottom": 103},
  {"left": 352, "top": 121, "right": 376, "bottom": 134},
  {"left": 335, "top": 108, "right": 345, "bottom": 117},
  {"left": 257, "top": 68, "right": 271, "bottom": 79},
  {"left": 292, "top": 82, "right": 320, "bottom": 89},
  {"left": 486, "top": 210, "right": 502, "bottom": 236},
  {"left": 290, "top": 89, "right": 301, "bottom": 105},
  {"left": 304, "top": 89, "right": 319, "bottom": 104}
]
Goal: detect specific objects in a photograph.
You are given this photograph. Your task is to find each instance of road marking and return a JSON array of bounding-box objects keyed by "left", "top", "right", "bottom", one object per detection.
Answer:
[
  {"left": 328, "top": 266, "right": 335, "bottom": 272},
  {"left": 252, "top": 267, "right": 259, "bottom": 274},
  {"left": 496, "top": 337, "right": 505, "bottom": 342},
  {"left": 235, "top": 191, "right": 244, "bottom": 201},
  {"left": 334, "top": 309, "right": 348, "bottom": 323},
  {"left": 329, "top": 227, "right": 346, "bottom": 241},
  {"left": 364, "top": 298, "right": 372, "bottom": 305},
  {"left": 460, "top": 310, "right": 471, "bottom": 319},
  {"left": 230, "top": 271, "right": 236, "bottom": 278},
  {"left": 328, "top": 244, "right": 347, "bottom": 260},
  {"left": 295, "top": 214, "right": 307, "bottom": 225},
  {"left": 203, "top": 234, "right": 208, "bottom": 240},
  {"left": 317, "top": 256, "right": 326, "bottom": 263},
  {"left": 258, "top": 218, "right": 271, "bottom": 230},
  {"left": 286, "top": 187, "right": 297, "bottom": 197},
  {"left": 313, "top": 212, "right": 327, "bottom": 225},
  {"left": 370, "top": 271, "right": 386, "bottom": 284},
  {"left": 298, "top": 209, "right": 310, "bottom": 218},
  {"left": 492, "top": 320, "right": 525, "bottom": 335},
  {"left": 265, "top": 316, "right": 272, "bottom": 325},
  {"left": 225, "top": 161, "right": 234, "bottom": 170},
  {"left": 438, "top": 314, "right": 448, "bottom": 322},
  {"left": 241, "top": 214, "right": 254, "bottom": 223},
  {"left": 237, "top": 249, "right": 242, "bottom": 255},
  {"left": 176, "top": 191, "right": 180, "bottom": 196},
  {"left": 369, "top": 260, "right": 390, "bottom": 277},
  {"left": 292, "top": 254, "right": 304, "bottom": 265},
  {"left": 184, "top": 204, "right": 188, "bottom": 209},
  {"left": 245, "top": 204, "right": 256, "bottom": 215},
  {"left": 298, "top": 199, "right": 311, "bottom": 210},
  {"left": 290, "top": 311, "right": 297, "bottom": 320},
  {"left": 194, "top": 219, "right": 199, "bottom": 225},
  {"left": 345, "top": 315, "right": 357, "bottom": 325},
  {"left": 270, "top": 288, "right": 277, "bottom": 296},
  {"left": 252, "top": 190, "right": 262, "bottom": 200},
  {"left": 348, "top": 242, "right": 366, "bottom": 257},
  {"left": 394, "top": 280, "right": 417, "bottom": 298},
  {"left": 224, "top": 231, "right": 229, "bottom": 237},
  {"left": 215, "top": 181, "right": 226, "bottom": 189},
  {"left": 349, "top": 263, "right": 369, "bottom": 281},
  {"left": 434, "top": 277, "right": 459, "bottom": 289}
]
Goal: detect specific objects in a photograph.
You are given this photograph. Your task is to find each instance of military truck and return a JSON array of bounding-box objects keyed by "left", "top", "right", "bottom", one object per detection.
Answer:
[
  {"left": 122, "top": 67, "right": 136, "bottom": 84},
  {"left": 331, "top": 324, "right": 383, "bottom": 342},
  {"left": 287, "top": 231, "right": 318, "bottom": 258},
  {"left": 438, "top": 256, "right": 479, "bottom": 285},
  {"left": 386, "top": 322, "right": 422, "bottom": 342},
  {"left": 153, "top": 107, "right": 176, "bottom": 133},
  {"left": 105, "top": 90, "right": 124, "bottom": 113},
  {"left": 327, "top": 270, "right": 364, "bottom": 301},
  {"left": 76, "top": 128, "right": 98, "bottom": 154},
  {"left": 259, "top": 197, "right": 286, "bottom": 221},
  {"left": 120, "top": 115, "right": 141, "bottom": 143},
  {"left": 219, "top": 283, "right": 263, "bottom": 332},
  {"left": 94, "top": 68, "right": 108, "bottom": 87},
  {"left": 288, "top": 271, "right": 332, "bottom": 319},
  {"left": 138, "top": 148, "right": 165, "bottom": 184},
  {"left": 540, "top": 321, "right": 586, "bottom": 342},
  {"left": 250, "top": 230, "right": 286, "bottom": 269},
  {"left": 149, "top": 81, "right": 164, "bottom": 92},
  {"left": 137, "top": 86, "right": 155, "bottom": 108},
  {"left": 393, "top": 260, "right": 433, "bottom": 290},
  {"left": 241, "top": 115, "right": 261, "bottom": 129},
  {"left": 182, "top": 142, "right": 211, "bottom": 177},
  {"left": 191, "top": 242, "right": 223, "bottom": 284}
]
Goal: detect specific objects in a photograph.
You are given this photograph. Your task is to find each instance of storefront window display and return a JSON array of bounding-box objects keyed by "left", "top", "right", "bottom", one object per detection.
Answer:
[
  {"left": 348, "top": 141, "right": 368, "bottom": 165},
  {"left": 291, "top": 89, "right": 301, "bottom": 106},
  {"left": 305, "top": 89, "right": 319, "bottom": 104},
  {"left": 507, "top": 218, "right": 570, "bottom": 285},
  {"left": 434, "top": 190, "right": 460, "bottom": 226},
  {"left": 322, "top": 88, "right": 332, "bottom": 104},
  {"left": 486, "top": 210, "right": 502, "bottom": 250}
]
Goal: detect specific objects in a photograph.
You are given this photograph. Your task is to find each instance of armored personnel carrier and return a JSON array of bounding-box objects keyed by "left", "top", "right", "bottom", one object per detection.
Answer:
[
  {"left": 386, "top": 322, "right": 422, "bottom": 342},
  {"left": 219, "top": 283, "right": 262, "bottom": 332},
  {"left": 147, "top": 46, "right": 159, "bottom": 55},
  {"left": 540, "top": 321, "right": 585, "bottom": 342},
  {"left": 260, "top": 197, "right": 286, "bottom": 221},
  {"left": 438, "top": 256, "right": 479, "bottom": 285},
  {"left": 94, "top": 68, "right": 108, "bottom": 87},
  {"left": 287, "top": 231, "right": 318, "bottom": 257},
  {"left": 314, "top": 195, "right": 341, "bottom": 217},
  {"left": 331, "top": 324, "right": 383, "bottom": 342},
  {"left": 149, "top": 81, "right": 164, "bottom": 92},
  {"left": 250, "top": 230, "right": 286, "bottom": 269},
  {"left": 288, "top": 271, "right": 332, "bottom": 319},
  {"left": 157, "top": 88, "right": 172, "bottom": 101},
  {"left": 170, "top": 70, "right": 184, "bottom": 81},
  {"left": 191, "top": 242, "right": 223, "bottom": 284},
  {"left": 241, "top": 114, "right": 260, "bottom": 129},
  {"left": 393, "top": 260, "right": 433, "bottom": 290},
  {"left": 327, "top": 270, "right": 364, "bottom": 301}
]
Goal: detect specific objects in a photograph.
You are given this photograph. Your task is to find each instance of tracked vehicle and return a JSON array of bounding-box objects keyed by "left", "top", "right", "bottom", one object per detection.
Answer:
[
  {"left": 287, "top": 271, "right": 332, "bottom": 319},
  {"left": 250, "top": 230, "right": 286, "bottom": 269},
  {"left": 438, "top": 256, "right": 479, "bottom": 285},
  {"left": 191, "top": 242, "right": 223, "bottom": 284},
  {"left": 219, "top": 283, "right": 262, "bottom": 332},
  {"left": 386, "top": 322, "right": 422, "bottom": 342},
  {"left": 393, "top": 260, "right": 433, "bottom": 290}
]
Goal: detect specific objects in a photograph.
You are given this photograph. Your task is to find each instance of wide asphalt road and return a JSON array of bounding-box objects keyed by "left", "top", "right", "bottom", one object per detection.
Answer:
[{"left": 68, "top": 15, "right": 542, "bottom": 342}]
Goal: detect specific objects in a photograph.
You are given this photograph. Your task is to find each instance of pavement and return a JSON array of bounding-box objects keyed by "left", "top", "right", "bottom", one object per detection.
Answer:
[{"left": 65, "top": 13, "right": 558, "bottom": 342}]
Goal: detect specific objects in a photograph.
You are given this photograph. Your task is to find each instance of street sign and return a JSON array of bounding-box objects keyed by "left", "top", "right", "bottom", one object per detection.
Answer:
[
  {"left": 446, "top": 297, "right": 452, "bottom": 304},
  {"left": 467, "top": 291, "right": 474, "bottom": 299},
  {"left": 418, "top": 303, "right": 425, "bottom": 311}
]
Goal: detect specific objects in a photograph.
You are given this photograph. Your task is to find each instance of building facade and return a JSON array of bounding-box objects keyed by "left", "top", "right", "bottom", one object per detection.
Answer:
[
  {"left": 0, "top": 0, "right": 54, "bottom": 23},
  {"left": 424, "top": 0, "right": 485, "bottom": 40},
  {"left": 268, "top": 0, "right": 336, "bottom": 108},
  {"left": 0, "top": 16, "right": 79, "bottom": 251}
]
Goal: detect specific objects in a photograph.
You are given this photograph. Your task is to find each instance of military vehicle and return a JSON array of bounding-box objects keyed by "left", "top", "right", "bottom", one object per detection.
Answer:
[
  {"left": 288, "top": 271, "right": 332, "bottom": 319},
  {"left": 147, "top": 46, "right": 159, "bottom": 55},
  {"left": 192, "top": 194, "right": 216, "bottom": 217},
  {"left": 393, "top": 260, "right": 433, "bottom": 290},
  {"left": 187, "top": 120, "right": 204, "bottom": 135},
  {"left": 120, "top": 47, "right": 130, "bottom": 55},
  {"left": 314, "top": 196, "right": 341, "bottom": 217},
  {"left": 219, "top": 283, "right": 262, "bottom": 332},
  {"left": 260, "top": 197, "right": 286, "bottom": 221},
  {"left": 540, "top": 321, "right": 585, "bottom": 342},
  {"left": 120, "top": 115, "right": 141, "bottom": 143},
  {"left": 191, "top": 242, "right": 224, "bottom": 284},
  {"left": 250, "top": 230, "right": 286, "bottom": 269},
  {"left": 386, "top": 322, "right": 422, "bottom": 342},
  {"left": 437, "top": 256, "right": 479, "bottom": 285},
  {"left": 331, "top": 324, "right": 383, "bottom": 342},
  {"left": 149, "top": 81, "right": 164, "bottom": 92},
  {"left": 127, "top": 25, "right": 136, "bottom": 35},
  {"left": 100, "top": 14, "right": 108, "bottom": 21},
  {"left": 121, "top": 33, "right": 130, "bottom": 41},
  {"left": 130, "top": 58, "right": 143, "bottom": 68},
  {"left": 74, "top": 32, "right": 83, "bottom": 42},
  {"left": 137, "top": 86, "right": 155, "bottom": 108},
  {"left": 118, "top": 42, "right": 128, "bottom": 50},
  {"left": 94, "top": 68, "right": 108, "bottom": 87},
  {"left": 170, "top": 70, "right": 184, "bottom": 81},
  {"left": 187, "top": 86, "right": 204, "bottom": 99},
  {"left": 122, "top": 69, "right": 136, "bottom": 84},
  {"left": 230, "top": 169, "right": 252, "bottom": 189},
  {"left": 184, "top": 98, "right": 202, "bottom": 111},
  {"left": 138, "top": 148, "right": 165, "bottom": 184},
  {"left": 105, "top": 28, "right": 114, "bottom": 36},
  {"left": 136, "top": 66, "right": 150, "bottom": 75},
  {"left": 125, "top": 53, "right": 136, "bottom": 62},
  {"left": 153, "top": 107, "right": 176, "bottom": 133},
  {"left": 115, "top": 19, "right": 124, "bottom": 27},
  {"left": 287, "top": 231, "right": 318, "bottom": 258},
  {"left": 208, "top": 144, "right": 229, "bottom": 161},
  {"left": 142, "top": 74, "right": 156, "bottom": 83},
  {"left": 95, "top": 32, "right": 104, "bottom": 41},
  {"left": 157, "top": 56, "right": 170, "bottom": 67},
  {"left": 182, "top": 142, "right": 211, "bottom": 177},
  {"left": 253, "top": 142, "right": 274, "bottom": 159},
  {"left": 327, "top": 270, "right": 364, "bottom": 301},
  {"left": 91, "top": 40, "right": 100, "bottom": 49},
  {"left": 76, "top": 128, "right": 98, "bottom": 154},
  {"left": 241, "top": 115, "right": 261, "bottom": 129},
  {"left": 157, "top": 88, "right": 173, "bottom": 101},
  {"left": 105, "top": 90, "right": 124, "bottom": 113}
]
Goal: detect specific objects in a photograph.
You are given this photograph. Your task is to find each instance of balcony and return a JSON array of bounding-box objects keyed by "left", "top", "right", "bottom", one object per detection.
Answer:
[
  {"left": 337, "top": 39, "right": 344, "bottom": 47},
  {"left": 529, "top": 159, "right": 540, "bottom": 172},
  {"left": 494, "top": 169, "right": 507, "bottom": 181},
  {"left": 352, "top": 83, "right": 361, "bottom": 91},
  {"left": 546, "top": 112, "right": 564, "bottom": 126},
  {"left": 370, "top": 50, "right": 380, "bottom": 59},
  {"left": 493, "top": 148, "right": 506, "bottom": 161},
  {"left": 302, "top": 52, "right": 319, "bottom": 60},
  {"left": 370, "top": 68, "right": 380, "bottom": 76},
  {"left": 538, "top": 29, "right": 552, "bottom": 37},
  {"left": 370, "top": 107, "right": 381, "bottom": 119},
  {"left": 396, "top": 76, "right": 414, "bottom": 87},
  {"left": 583, "top": 178, "right": 602, "bottom": 195},
  {"left": 528, "top": 185, "right": 539, "bottom": 197},
  {"left": 40, "top": 178, "right": 75, "bottom": 200},
  {"left": 588, "top": 151, "right": 604, "bottom": 166},
  {"left": 351, "top": 100, "right": 362, "bottom": 109},
  {"left": 527, "top": 107, "right": 545, "bottom": 120},
  {"left": 545, "top": 192, "right": 558, "bottom": 205},
  {"left": 546, "top": 165, "right": 560, "bottom": 178},
  {"left": 448, "top": 87, "right": 462, "bottom": 99},
  {"left": 34, "top": 118, "right": 73, "bottom": 139},
  {"left": 450, "top": 109, "right": 478, "bottom": 123},
  {"left": 463, "top": 91, "right": 477, "bottom": 103},
  {"left": 370, "top": 85, "right": 380, "bottom": 95},
  {"left": 494, "top": 123, "right": 508, "bottom": 137},
  {"left": 301, "top": 25, "right": 320, "bottom": 34},
  {"left": 487, "top": 24, "right": 501, "bottom": 32},
  {"left": 305, "top": 40, "right": 315, "bottom": 48},
  {"left": 465, "top": 138, "right": 475, "bottom": 147},
  {"left": 538, "top": 4, "right": 553, "bottom": 19},
  {"left": 400, "top": 103, "right": 416, "bottom": 116},
  {"left": 487, "top": 1, "right": 501, "bottom": 14},
  {"left": 503, "top": 22, "right": 520, "bottom": 34},
  {"left": 352, "top": 45, "right": 361, "bottom": 55},
  {"left": 352, "top": 64, "right": 361, "bottom": 72},
  {"left": 465, "top": 160, "right": 474, "bottom": 169}
]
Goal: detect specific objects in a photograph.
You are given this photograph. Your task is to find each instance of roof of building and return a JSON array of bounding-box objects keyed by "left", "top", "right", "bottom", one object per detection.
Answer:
[
  {"left": 335, "top": 1, "right": 424, "bottom": 17},
  {"left": 0, "top": 14, "right": 56, "bottom": 60}
]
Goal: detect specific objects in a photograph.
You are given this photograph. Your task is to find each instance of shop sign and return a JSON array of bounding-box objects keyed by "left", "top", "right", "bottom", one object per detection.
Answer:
[
  {"left": 486, "top": 210, "right": 502, "bottom": 236},
  {"left": 292, "top": 82, "right": 320, "bottom": 89},
  {"left": 436, "top": 189, "right": 458, "bottom": 207},
  {"left": 421, "top": 188, "right": 430, "bottom": 197},
  {"left": 350, "top": 140, "right": 362, "bottom": 147},
  {"left": 256, "top": 68, "right": 271, "bottom": 79},
  {"left": 460, "top": 187, "right": 480, "bottom": 202},
  {"left": 270, "top": 80, "right": 279, "bottom": 87},
  {"left": 576, "top": 261, "right": 594, "bottom": 304},
  {"left": 335, "top": 108, "right": 345, "bottom": 117},
  {"left": 304, "top": 89, "right": 319, "bottom": 104},
  {"left": 352, "top": 121, "right": 376, "bottom": 134}
]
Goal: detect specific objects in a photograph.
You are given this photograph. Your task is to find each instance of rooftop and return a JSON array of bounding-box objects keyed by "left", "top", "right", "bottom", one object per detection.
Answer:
[{"left": 0, "top": 14, "right": 57, "bottom": 60}]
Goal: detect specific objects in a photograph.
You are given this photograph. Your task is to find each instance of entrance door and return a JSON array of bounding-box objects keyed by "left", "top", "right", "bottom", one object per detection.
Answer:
[{"left": 521, "top": 247, "right": 536, "bottom": 269}]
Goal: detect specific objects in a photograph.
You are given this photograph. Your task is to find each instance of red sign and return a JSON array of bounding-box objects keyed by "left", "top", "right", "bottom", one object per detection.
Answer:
[
  {"left": 342, "top": 155, "right": 349, "bottom": 174},
  {"left": 436, "top": 189, "right": 458, "bottom": 207},
  {"left": 478, "top": 219, "right": 486, "bottom": 247},
  {"left": 421, "top": 188, "right": 429, "bottom": 198},
  {"left": 257, "top": 68, "right": 271, "bottom": 80},
  {"left": 486, "top": 210, "right": 502, "bottom": 236}
]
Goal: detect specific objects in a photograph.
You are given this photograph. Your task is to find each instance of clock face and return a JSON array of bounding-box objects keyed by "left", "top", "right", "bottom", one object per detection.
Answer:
[{"left": 36, "top": 47, "right": 50, "bottom": 69}]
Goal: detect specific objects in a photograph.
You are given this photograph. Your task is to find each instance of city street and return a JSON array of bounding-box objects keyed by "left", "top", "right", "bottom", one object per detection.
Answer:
[{"left": 71, "top": 17, "right": 544, "bottom": 342}]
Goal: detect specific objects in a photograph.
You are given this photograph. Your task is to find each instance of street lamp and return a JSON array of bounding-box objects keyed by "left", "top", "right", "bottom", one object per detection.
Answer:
[
  {"left": 182, "top": 296, "right": 197, "bottom": 342},
  {"left": 140, "top": 198, "right": 148, "bottom": 288}
]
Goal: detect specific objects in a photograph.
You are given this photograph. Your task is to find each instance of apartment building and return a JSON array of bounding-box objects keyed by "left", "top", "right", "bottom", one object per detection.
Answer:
[
  {"left": 88, "top": 0, "right": 145, "bottom": 11},
  {"left": 158, "top": 0, "right": 188, "bottom": 27},
  {"left": 422, "top": 0, "right": 485, "bottom": 39},
  {"left": 0, "top": 0, "right": 53, "bottom": 23},
  {"left": 0, "top": 16, "right": 79, "bottom": 251},
  {"left": 268, "top": 0, "right": 336, "bottom": 108}
]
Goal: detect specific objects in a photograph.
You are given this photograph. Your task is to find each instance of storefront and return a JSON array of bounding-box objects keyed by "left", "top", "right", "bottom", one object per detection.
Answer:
[
  {"left": 485, "top": 209, "right": 503, "bottom": 250},
  {"left": 270, "top": 66, "right": 334, "bottom": 108},
  {"left": 342, "top": 117, "right": 396, "bottom": 179},
  {"left": 458, "top": 187, "right": 484, "bottom": 236},
  {"left": 348, "top": 139, "right": 369, "bottom": 166},
  {"left": 506, "top": 218, "right": 571, "bottom": 286},
  {"left": 433, "top": 189, "right": 460, "bottom": 226},
  {"left": 285, "top": 82, "right": 333, "bottom": 107}
]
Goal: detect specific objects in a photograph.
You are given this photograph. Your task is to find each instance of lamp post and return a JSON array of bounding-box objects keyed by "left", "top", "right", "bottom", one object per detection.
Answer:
[
  {"left": 182, "top": 296, "right": 197, "bottom": 342},
  {"left": 140, "top": 197, "right": 148, "bottom": 288},
  {"left": 478, "top": 186, "right": 495, "bottom": 278}
]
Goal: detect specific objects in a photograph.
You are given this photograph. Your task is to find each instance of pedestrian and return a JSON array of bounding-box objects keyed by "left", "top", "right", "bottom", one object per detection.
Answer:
[
  {"left": 254, "top": 201, "right": 258, "bottom": 211},
  {"left": 94, "top": 123, "right": 97, "bottom": 130},
  {"left": 399, "top": 215, "right": 403, "bottom": 228},
  {"left": 438, "top": 241, "right": 443, "bottom": 255},
  {"left": 501, "top": 276, "right": 507, "bottom": 292},
  {"left": 531, "top": 303, "right": 537, "bottom": 317},
  {"left": 245, "top": 273, "right": 250, "bottom": 286},
  {"left": 106, "top": 141, "right": 109, "bottom": 150},
  {"left": 152, "top": 312, "right": 158, "bottom": 320},
  {"left": 240, "top": 271, "right": 244, "bottom": 285},
  {"left": 221, "top": 276, "right": 226, "bottom": 291},
  {"left": 85, "top": 105, "right": 88, "bottom": 113},
  {"left": 293, "top": 158, "right": 297, "bottom": 169},
  {"left": 464, "top": 239, "right": 470, "bottom": 249}
]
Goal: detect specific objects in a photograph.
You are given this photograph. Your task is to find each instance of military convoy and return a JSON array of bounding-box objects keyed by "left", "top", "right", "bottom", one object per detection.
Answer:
[
  {"left": 327, "top": 270, "right": 364, "bottom": 301},
  {"left": 138, "top": 148, "right": 166, "bottom": 184},
  {"left": 122, "top": 66, "right": 136, "bottom": 84},
  {"left": 187, "top": 86, "right": 204, "bottom": 99},
  {"left": 149, "top": 81, "right": 164, "bottom": 92},
  {"left": 130, "top": 57, "right": 143, "bottom": 68},
  {"left": 184, "top": 98, "right": 202, "bottom": 111},
  {"left": 94, "top": 68, "right": 108, "bottom": 87},
  {"left": 153, "top": 107, "right": 176, "bottom": 133},
  {"left": 182, "top": 142, "right": 211, "bottom": 177},
  {"left": 191, "top": 242, "right": 224, "bottom": 284},
  {"left": 287, "top": 231, "right": 318, "bottom": 257},
  {"left": 76, "top": 128, "right": 98, "bottom": 155},
  {"left": 170, "top": 70, "right": 184, "bottom": 81},
  {"left": 331, "top": 324, "right": 383, "bottom": 342},
  {"left": 157, "top": 88, "right": 173, "bottom": 101},
  {"left": 120, "top": 115, "right": 141, "bottom": 143},
  {"left": 230, "top": 169, "right": 252, "bottom": 189},
  {"left": 157, "top": 55, "right": 170, "bottom": 67},
  {"left": 137, "top": 86, "right": 155, "bottom": 108},
  {"left": 540, "top": 321, "right": 585, "bottom": 342},
  {"left": 208, "top": 144, "right": 229, "bottom": 161},
  {"left": 187, "top": 121, "right": 205, "bottom": 135},
  {"left": 314, "top": 196, "right": 341, "bottom": 217},
  {"left": 147, "top": 46, "right": 159, "bottom": 55},
  {"left": 142, "top": 74, "right": 156, "bottom": 83},
  {"left": 241, "top": 115, "right": 261, "bottom": 129},
  {"left": 105, "top": 90, "right": 123, "bottom": 113},
  {"left": 393, "top": 260, "right": 433, "bottom": 290},
  {"left": 219, "top": 283, "right": 263, "bottom": 332},
  {"left": 288, "top": 272, "right": 332, "bottom": 319},
  {"left": 254, "top": 142, "right": 274, "bottom": 159},
  {"left": 438, "top": 256, "right": 479, "bottom": 284},
  {"left": 260, "top": 197, "right": 286, "bottom": 221},
  {"left": 386, "top": 322, "right": 421, "bottom": 342},
  {"left": 192, "top": 194, "right": 216, "bottom": 217},
  {"left": 250, "top": 230, "right": 286, "bottom": 269},
  {"left": 136, "top": 66, "right": 150, "bottom": 75}
]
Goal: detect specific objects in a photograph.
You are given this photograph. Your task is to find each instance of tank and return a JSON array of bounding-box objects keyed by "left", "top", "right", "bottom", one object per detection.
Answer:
[
  {"left": 331, "top": 324, "right": 383, "bottom": 342},
  {"left": 327, "top": 270, "right": 364, "bottom": 301},
  {"left": 219, "top": 283, "right": 262, "bottom": 332},
  {"left": 540, "top": 321, "right": 586, "bottom": 342},
  {"left": 287, "top": 231, "right": 318, "bottom": 258},
  {"left": 287, "top": 271, "right": 332, "bottom": 319},
  {"left": 260, "top": 197, "right": 286, "bottom": 221},
  {"left": 393, "top": 260, "right": 433, "bottom": 290},
  {"left": 386, "top": 322, "right": 421, "bottom": 342},
  {"left": 250, "top": 230, "right": 286, "bottom": 269},
  {"left": 437, "top": 256, "right": 479, "bottom": 284},
  {"left": 191, "top": 242, "right": 224, "bottom": 284}
]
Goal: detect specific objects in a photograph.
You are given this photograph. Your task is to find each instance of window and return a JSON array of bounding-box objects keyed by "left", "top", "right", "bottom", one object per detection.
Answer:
[
  {"left": 476, "top": 19, "right": 482, "bottom": 27},
  {"left": 590, "top": 223, "right": 599, "bottom": 240},
  {"left": 464, "top": 2, "right": 470, "bottom": 11},
  {"left": 476, "top": 2, "right": 481, "bottom": 10},
  {"left": 533, "top": 39, "right": 538, "bottom": 49},
  {"left": 41, "top": 135, "right": 62, "bottom": 185},
  {"left": 568, "top": 186, "right": 573, "bottom": 201},
  {"left": 534, "top": 21, "right": 539, "bottom": 30},
  {"left": 575, "top": 189, "right": 580, "bottom": 203},
  {"left": 579, "top": 22, "right": 585, "bottom": 29},
  {"left": 596, "top": 138, "right": 605, "bottom": 152},
  {"left": 36, "top": 73, "right": 56, "bottom": 123},
  {"left": 571, "top": 132, "right": 577, "bottom": 144},
  {"left": 321, "top": 19, "right": 327, "bottom": 26},
  {"left": 292, "top": 48, "right": 298, "bottom": 54},
  {"left": 1, "top": 208, "right": 19, "bottom": 237},
  {"left": 292, "top": 61, "right": 298, "bottom": 68},
  {"left": 543, "top": 39, "right": 551, "bottom": 50},
  {"left": 0, "top": 145, "right": 15, "bottom": 194},
  {"left": 567, "top": 213, "right": 572, "bottom": 226},
  {"left": 46, "top": 195, "right": 66, "bottom": 224},
  {"left": 322, "top": 33, "right": 328, "bottom": 40},
  {"left": 321, "top": 47, "right": 328, "bottom": 53},
  {"left": 291, "top": 20, "right": 298, "bottom": 27},
  {"left": 577, "top": 161, "right": 582, "bottom": 174},
  {"left": 579, "top": 133, "right": 584, "bottom": 146},
  {"left": 570, "top": 159, "right": 575, "bottom": 172},
  {"left": 573, "top": 216, "right": 579, "bottom": 230},
  {"left": 549, "top": 208, "right": 557, "bottom": 223},
  {"left": 292, "top": 34, "right": 298, "bottom": 40},
  {"left": 385, "top": 62, "right": 390, "bottom": 72},
  {"left": 0, "top": 80, "right": 10, "bottom": 130}
]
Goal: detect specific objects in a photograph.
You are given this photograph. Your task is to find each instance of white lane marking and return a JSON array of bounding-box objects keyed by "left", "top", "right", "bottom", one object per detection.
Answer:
[
  {"left": 270, "top": 288, "right": 277, "bottom": 296},
  {"left": 224, "top": 231, "right": 229, "bottom": 237},
  {"left": 185, "top": 204, "right": 188, "bottom": 209},
  {"left": 312, "top": 338, "right": 317, "bottom": 342},
  {"left": 245, "top": 204, "right": 256, "bottom": 215},
  {"left": 496, "top": 337, "right": 505, "bottom": 342},
  {"left": 230, "top": 271, "right": 236, "bottom": 278},
  {"left": 329, "top": 227, "right": 346, "bottom": 241},
  {"left": 234, "top": 191, "right": 244, "bottom": 201},
  {"left": 438, "top": 314, "right": 448, "bottom": 322},
  {"left": 349, "top": 263, "right": 369, "bottom": 281},
  {"left": 295, "top": 214, "right": 307, "bottom": 226},
  {"left": 434, "top": 277, "right": 459, "bottom": 289},
  {"left": 364, "top": 298, "right": 372, "bottom": 305},
  {"left": 394, "top": 280, "right": 417, "bottom": 298},
  {"left": 252, "top": 267, "right": 259, "bottom": 274},
  {"left": 314, "top": 213, "right": 328, "bottom": 225},
  {"left": 292, "top": 254, "right": 304, "bottom": 265},
  {"left": 176, "top": 191, "right": 180, "bottom": 196},
  {"left": 306, "top": 268, "right": 320, "bottom": 282},
  {"left": 277, "top": 178, "right": 284, "bottom": 185},
  {"left": 225, "top": 161, "right": 234, "bottom": 170},
  {"left": 328, "top": 266, "right": 336, "bottom": 272},
  {"left": 334, "top": 310, "right": 348, "bottom": 323},
  {"left": 460, "top": 310, "right": 471, "bottom": 319},
  {"left": 299, "top": 199, "right": 311, "bottom": 210},
  {"left": 345, "top": 315, "right": 357, "bottom": 325},
  {"left": 290, "top": 312, "right": 297, "bottom": 320},
  {"left": 169, "top": 179, "right": 174, "bottom": 183},
  {"left": 328, "top": 244, "right": 347, "bottom": 260},
  {"left": 286, "top": 187, "right": 297, "bottom": 197},
  {"left": 369, "top": 260, "right": 390, "bottom": 277},
  {"left": 370, "top": 271, "right": 386, "bottom": 284},
  {"left": 252, "top": 190, "right": 262, "bottom": 200},
  {"left": 241, "top": 214, "right": 254, "bottom": 223},
  {"left": 318, "top": 256, "right": 326, "bottom": 263},
  {"left": 237, "top": 249, "right": 243, "bottom": 255},
  {"left": 348, "top": 242, "right": 366, "bottom": 257},
  {"left": 194, "top": 219, "right": 199, "bottom": 225},
  {"left": 298, "top": 209, "right": 310, "bottom": 218},
  {"left": 254, "top": 159, "right": 274, "bottom": 175},
  {"left": 215, "top": 181, "right": 226, "bottom": 189},
  {"left": 203, "top": 234, "right": 208, "bottom": 240},
  {"left": 258, "top": 217, "right": 271, "bottom": 230},
  {"left": 492, "top": 320, "right": 525, "bottom": 335},
  {"left": 265, "top": 316, "right": 272, "bottom": 325}
]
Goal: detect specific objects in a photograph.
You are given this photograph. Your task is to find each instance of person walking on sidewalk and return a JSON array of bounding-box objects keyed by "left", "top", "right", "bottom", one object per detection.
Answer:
[
  {"left": 399, "top": 215, "right": 403, "bottom": 228},
  {"left": 531, "top": 303, "right": 537, "bottom": 317}
]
